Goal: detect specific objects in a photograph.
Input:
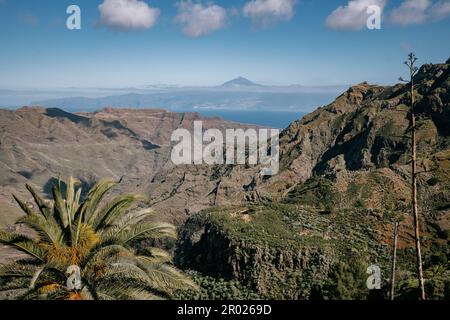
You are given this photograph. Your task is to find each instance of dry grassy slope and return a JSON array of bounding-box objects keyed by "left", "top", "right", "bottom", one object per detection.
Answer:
[
  {"left": 170, "top": 58, "right": 450, "bottom": 264},
  {"left": 1, "top": 60, "right": 448, "bottom": 271},
  {"left": 174, "top": 61, "right": 449, "bottom": 299},
  {"left": 264, "top": 60, "right": 449, "bottom": 252},
  {"left": 143, "top": 84, "right": 392, "bottom": 219},
  {"left": 0, "top": 107, "right": 259, "bottom": 227},
  {"left": 151, "top": 59, "right": 449, "bottom": 255}
]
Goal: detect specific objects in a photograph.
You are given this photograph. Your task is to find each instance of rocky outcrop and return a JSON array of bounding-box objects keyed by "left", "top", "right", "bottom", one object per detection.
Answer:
[
  {"left": 147, "top": 58, "right": 449, "bottom": 216},
  {"left": 0, "top": 107, "right": 259, "bottom": 226},
  {"left": 1, "top": 58, "right": 449, "bottom": 299},
  {"left": 176, "top": 210, "right": 334, "bottom": 299},
  {"left": 173, "top": 58, "right": 450, "bottom": 299}
]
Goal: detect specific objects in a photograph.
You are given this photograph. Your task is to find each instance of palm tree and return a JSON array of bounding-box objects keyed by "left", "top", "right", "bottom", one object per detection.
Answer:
[{"left": 0, "top": 177, "right": 195, "bottom": 300}]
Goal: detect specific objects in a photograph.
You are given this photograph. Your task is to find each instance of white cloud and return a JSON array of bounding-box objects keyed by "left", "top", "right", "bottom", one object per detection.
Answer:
[
  {"left": 326, "top": 0, "right": 386, "bottom": 30},
  {"left": 390, "top": 0, "right": 450, "bottom": 25},
  {"left": 174, "top": 1, "right": 228, "bottom": 37},
  {"left": 98, "top": 0, "right": 160, "bottom": 31},
  {"left": 243, "top": 0, "right": 297, "bottom": 27},
  {"left": 390, "top": 0, "right": 431, "bottom": 25},
  {"left": 430, "top": 0, "right": 450, "bottom": 20}
]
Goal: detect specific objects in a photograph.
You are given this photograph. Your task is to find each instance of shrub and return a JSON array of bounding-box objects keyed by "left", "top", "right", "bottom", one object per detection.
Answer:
[
  {"left": 321, "top": 257, "right": 369, "bottom": 300},
  {"left": 174, "top": 273, "right": 261, "bottom": 300}
]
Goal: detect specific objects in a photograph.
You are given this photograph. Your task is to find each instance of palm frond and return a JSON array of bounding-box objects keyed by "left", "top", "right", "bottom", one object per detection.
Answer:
[
  {"left": 64, "top": 177, "right": 83, "bottom": 221},
  {"left": 29, "top": 266, "right": 46, "bottom": 289},
  {"left": 82, "top": 244, "right": 132, "bottom": 270},
  {"left": 136, "top": 256, "right": 197, "bottom": 291},
  {"left": 0, "top": 231, "right": 45, "bottom": 262},
  {"left": 16, "top": 213, "right": 63, "bottom": 245},
  {"left": 105, "top": 208, "right": 154, "bottom": 234},
  {"left": 0, "top": 262, "right": 39, "bottom": 278},
  {"left": 95, "top": 281, "right": 161, "bottom": 300},
  {"left": 25, "top": 184, "right": 53, "bottom": 220},
  {"left": 52, "top": 182, "right": 70, "bottom": 229},
  {"left": 95, "top": 266, "right": 168, "bottom": 300},
  {"left": 12, "top": 194, "right": 35, "bottom": 216},
  {"left": 83, "top": 179, "right": 116, "bottom": 223},
  {"left": 0, "top": 277, "right": 31, "bottom": 293},
  {"left": 91, "top": 194, "right": 147, "bottom": 231},
  {"left": 141, "top": 247, "right": 173, "bottom": 264},
  {"left": 104, "top": 222, "right": 176, "bottom": 245}
]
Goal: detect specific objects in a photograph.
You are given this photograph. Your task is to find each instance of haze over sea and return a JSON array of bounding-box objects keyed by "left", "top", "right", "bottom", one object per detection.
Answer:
[
  {"left": 198, "top": 110, "right": 304, "bottom": 129},
  {"left": 0, "top": 77, "right": 332, "bottom": 128}
]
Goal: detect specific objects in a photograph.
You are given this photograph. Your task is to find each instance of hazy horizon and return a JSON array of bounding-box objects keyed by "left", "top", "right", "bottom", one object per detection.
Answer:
[
  {"left": 1, "top": 1, "right": 449, "bottom": 114},
  {"left": 1, "top": 1, "right": 450, "bottom": 89}
]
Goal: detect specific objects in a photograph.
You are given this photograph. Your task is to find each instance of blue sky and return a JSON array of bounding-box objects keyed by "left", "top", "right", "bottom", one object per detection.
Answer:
[{"left": 0, "top": 0, "right": 449, "bottom": 89}]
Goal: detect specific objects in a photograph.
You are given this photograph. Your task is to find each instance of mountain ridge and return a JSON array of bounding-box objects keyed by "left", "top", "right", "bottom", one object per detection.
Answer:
[
  {"left": 1, "top": 58, "right": 449, "bottom": 299},
  {"left": 172, "top": 58, "right": 450, "bottom": 299}
]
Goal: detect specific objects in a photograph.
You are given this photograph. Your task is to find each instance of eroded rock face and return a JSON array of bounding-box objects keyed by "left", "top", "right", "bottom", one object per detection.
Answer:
[
  {"left": 1, "top": 62, "right": 448, "bottom": 224},
  {"left": 176, "top": 211, "right": 334, "bottom": 299},
  {"left": 272, "top": 61, "right": 447, "bottom": 202},
  {"left": 1, "top": 59, "right": 449, "bottom": 299},
  {"left": 0, "top": 107, "right": 259, "bottom": 225},
  {"left": 148, "top": 59, "right": 449, "bottom": 217},
  {"left": 173, "top": 58, "right": 450, "bottom": 299}
]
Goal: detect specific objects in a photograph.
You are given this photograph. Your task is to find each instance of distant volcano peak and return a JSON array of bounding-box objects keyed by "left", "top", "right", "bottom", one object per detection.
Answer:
[{"left": 221, "top": 77, "right": 263, "bottom": 88}]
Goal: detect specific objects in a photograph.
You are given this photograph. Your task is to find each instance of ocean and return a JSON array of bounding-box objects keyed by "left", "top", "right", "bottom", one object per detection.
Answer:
[{"left": 196, "top": 110, "right": 306, "bottom": 129}]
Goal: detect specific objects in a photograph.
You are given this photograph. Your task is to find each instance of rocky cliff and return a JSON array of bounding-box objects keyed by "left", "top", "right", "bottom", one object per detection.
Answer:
[
  {"left": 1, "top": 58, "right": 449, "bottom": 299},
  {"left": 174, "top": 58, "right": 450, "bottom": 299},
  {"left": 0, "top": 107, "right": 259, "bottom": 264}
]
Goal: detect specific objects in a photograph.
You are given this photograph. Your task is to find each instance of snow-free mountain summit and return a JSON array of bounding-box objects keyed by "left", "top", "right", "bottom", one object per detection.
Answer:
[{"left": 220, "top": 77, "right": 264, "bottom": 88}]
